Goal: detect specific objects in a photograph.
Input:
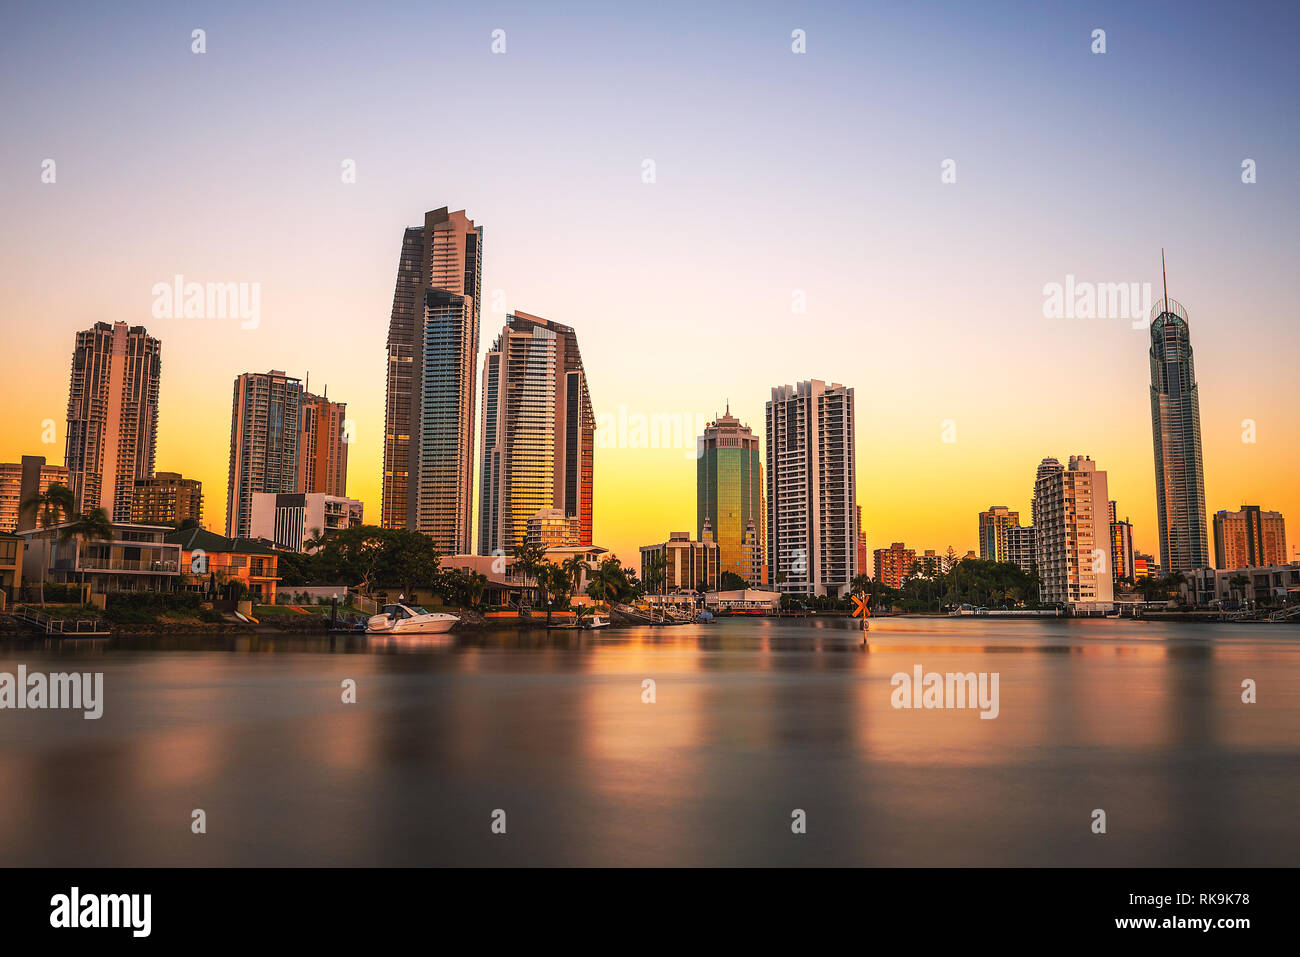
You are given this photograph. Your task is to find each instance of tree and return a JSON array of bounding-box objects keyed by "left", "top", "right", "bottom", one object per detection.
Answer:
[
  {"left": 511, "top": 542, "right": 546, "bottom": 608},
  {"left": 58, "top": 507, "right": 116, "bottom": 602},
  {"left": 1228, "top": 573, "right": 1250, "bottom": 607},
  {"left": 307, "top": 525, "right": 440, "bottom": 598},
  {"left": 19, "top": 482, "right": 76, "bottom": 605},
  {"left": 586, "top": 556, "right": 635, "bottom": 605},
  {"left": 561, "top": 554, "right": 587, "bottom": 600},
  {"left": 718, "top": 570, "right": 748, "bottom": 592},
  {"left": 536, "top": 562, "right": 572, "bottom": 625},
  {"left": 643, "top": 553, "right": 668, "bottom": 595}
]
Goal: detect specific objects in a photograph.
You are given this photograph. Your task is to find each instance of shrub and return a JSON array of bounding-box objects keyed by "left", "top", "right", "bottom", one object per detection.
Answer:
[{"left": 102, "top": 591, "right": 202, "bottom": 623}]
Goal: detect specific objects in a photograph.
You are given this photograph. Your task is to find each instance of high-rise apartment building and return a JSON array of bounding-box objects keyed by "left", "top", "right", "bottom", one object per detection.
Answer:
[
  {"left": 299, "top": 391, "right": 349, "bottom": 497},
  {"left": 1213, "top": 506, "right": 1287, "bottom": 569},
  {"left": 0, "top": 456, "right": 70, "bottom": 532},
  {"left": 1031, "top": 458, "right": 1062, "bottom": 528},
  {"left": 978, "top": 506, "right": 1020, "bottom": 562},
  {"left": 131, "top": 472, "right": 203, "bottom": 527},
  {"left": 226, "top": 370, "right": 303, "bottom": 539},
  {"left": 381, "top": 207, "right": 482, "bottom": 557},
  {"left": 1108, "top": 500, "right": 1135, "bottom": 583},
  {"left": 697, "top": 405, "right": 764, "bottom": 584},
  {"left": 477, "top": 312, "right": 594, "bottom": 556},
  {"left": 765, "top": 380, "right": 857, "bottom": 597},
  {"left": 855, "top": 505, "right": 867, "bottom": 585},
  {"left": 1004, "top": 524, "right": 1036, "bottom": 574},
  {"left": 1149, "top": 258, "right": 1209, "bottom": 573},
  {"left": 1033, "top": 455, "right": 1114, "bottom": 609},
  {"left": 64, "top": 321, "right": 162, "bottom": 522},
  {"left": 874, "top": 542, "right": 915, "bottom": 590}
]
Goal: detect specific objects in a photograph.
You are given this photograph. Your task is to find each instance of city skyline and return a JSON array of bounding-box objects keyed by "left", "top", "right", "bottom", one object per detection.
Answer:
[{"left": 2, "top": 4, "right": 1298, "bottom": 568}]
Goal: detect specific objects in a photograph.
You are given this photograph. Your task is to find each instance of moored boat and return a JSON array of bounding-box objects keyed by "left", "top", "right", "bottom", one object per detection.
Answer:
[{"left": 366, "top": 603, "right": 459, "bottom": 635}]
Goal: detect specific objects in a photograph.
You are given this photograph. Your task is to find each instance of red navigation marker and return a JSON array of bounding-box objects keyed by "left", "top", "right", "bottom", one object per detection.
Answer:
[{"left": 852, "top": 595, "right": 871, "bottom": 618}]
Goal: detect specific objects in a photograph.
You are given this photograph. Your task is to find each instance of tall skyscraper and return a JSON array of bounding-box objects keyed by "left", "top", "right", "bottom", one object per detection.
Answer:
[
  {"left": 1213, "top": 506, "right": 1287, "bottom": 569},
  {"left": 226, "top": 370, "right": 303, "bottom": 539},
  {"left": 381, "top": 207, "right": 482, "bottom": 556},
  {"left": 766, "top": 380, "right": 857, "bottom": 597},
  {"left": 64, "top": 321, "right": 162, "bottom": 522},
  {"left": 1033, "top": 455, "right": 1114, "bottom": 609},
  {"left": 978, "top": 506, "right": 1020, "bottom": 562},
  {"left": 477, "top": 312, "right": 594, "bottom": 556},
  {"left": 697, "top": 405, "right": 764, "bottom": 584},
  {"left": 299, "top": 391, "right": 349, "bottom": 497},
  {"left": 1149, "top": 254, "right": 1209, "bottom": 573}
]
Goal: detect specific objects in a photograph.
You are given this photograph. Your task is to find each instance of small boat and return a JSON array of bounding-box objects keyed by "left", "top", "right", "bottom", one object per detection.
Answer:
[
  {"left": 583, "top": 615, "right": 610, "bottom": 630},
  {"left": 366, "top": 603, "right": 459, "bottom": 635}
]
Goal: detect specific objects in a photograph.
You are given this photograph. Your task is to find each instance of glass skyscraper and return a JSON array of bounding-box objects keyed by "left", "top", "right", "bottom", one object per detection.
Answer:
[
  {"left": 381, "top": 207, "right": 482, "bottom": 555},
  {"left": 477, "top": 312, "right": 593, "bottom": 556},
  {"left": 697, "top": 406, "right": 764, "bottom": 584},
  {"left": 1148, "top": 271, "right": 1209, "bottom": 573}
]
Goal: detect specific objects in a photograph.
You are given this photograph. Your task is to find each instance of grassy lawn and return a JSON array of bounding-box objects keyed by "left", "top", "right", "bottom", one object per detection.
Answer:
[{"left": 253, "top": 604, "right": 320, "bottom": 617}]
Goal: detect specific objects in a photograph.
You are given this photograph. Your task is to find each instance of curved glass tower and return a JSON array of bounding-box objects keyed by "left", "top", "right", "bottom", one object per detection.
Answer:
[{"left": 1148, "top": 271, "right": 1209, "bottom": 573}]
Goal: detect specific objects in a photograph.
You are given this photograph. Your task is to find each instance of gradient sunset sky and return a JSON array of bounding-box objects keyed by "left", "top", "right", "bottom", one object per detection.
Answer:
[{"left": 2, "top": 0, "right": 1298, "bottom": 568}]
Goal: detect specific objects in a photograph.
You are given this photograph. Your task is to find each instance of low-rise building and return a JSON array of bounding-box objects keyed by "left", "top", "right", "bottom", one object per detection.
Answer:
[
  {"left": 18, "top": 522, "right": 181, "bottom": 595},
  {"left": 640, "top": 532, "right": 720, "bottom": 594},
  {"left": 705, "top": 588, "right": 782, "bottom": 614},
  {"left": 165, "top": 526, "right": 281, "bottom": 602},
  {"left": 1184, "top": 564, "right": 1300, "bottom": 607},
  {"left": 0, "top": 531, "right": 22, "bottom": 606}
]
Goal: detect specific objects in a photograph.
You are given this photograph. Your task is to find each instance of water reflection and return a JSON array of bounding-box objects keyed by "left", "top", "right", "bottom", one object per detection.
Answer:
[{"left": 0, "top": 618, "right": 1296, "bottom": 866}]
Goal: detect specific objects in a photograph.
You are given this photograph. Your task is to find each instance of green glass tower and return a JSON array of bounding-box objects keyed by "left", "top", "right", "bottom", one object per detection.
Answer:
[{"left": 697, "top": 406, "right": 764, "bottom": 584}]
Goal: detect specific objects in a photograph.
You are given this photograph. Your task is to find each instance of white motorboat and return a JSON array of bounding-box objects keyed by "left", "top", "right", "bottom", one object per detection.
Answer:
[
  {"left": 366, "top": 603, "right": 459, "bottom": 635},
  {"left": 583, "top": 615, "right": 610, "bottom": 630}
]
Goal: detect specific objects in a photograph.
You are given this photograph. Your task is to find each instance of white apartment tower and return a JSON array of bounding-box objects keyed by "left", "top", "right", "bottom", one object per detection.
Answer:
[
  {"left": 1033, "top": 454, "right": 1114, "bottom": 611},
  {"left": 765, "top": 380, "right": 858, "bottom": 597}
]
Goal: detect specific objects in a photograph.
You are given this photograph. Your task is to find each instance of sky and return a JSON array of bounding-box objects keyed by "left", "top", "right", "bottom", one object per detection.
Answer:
[{"left": 2, "top": 0, "right": 1298, "bottom": 569}]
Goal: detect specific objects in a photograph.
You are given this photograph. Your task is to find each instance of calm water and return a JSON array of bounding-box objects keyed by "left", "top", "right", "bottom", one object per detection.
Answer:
[{"left": 1, "top": 617, "right": 1297, "bottom": 867}]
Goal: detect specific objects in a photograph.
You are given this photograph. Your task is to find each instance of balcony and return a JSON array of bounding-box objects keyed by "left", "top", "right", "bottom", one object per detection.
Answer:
[{"left": 78, "top": 557, "right": 180, "bottom": 573}]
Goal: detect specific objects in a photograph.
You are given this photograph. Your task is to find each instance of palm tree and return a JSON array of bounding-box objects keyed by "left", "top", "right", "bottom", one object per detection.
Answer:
[
  {"left": 464, "top": 571, "right": 487, "bottom": 612},
  {"left": 58, "top": 507, "right": 116, "bottom": 603},
  {"left": 19, "top": 482, "right": 76, "bottom": 605},
  {"left": 511, "top": 542, "right": 546, "bottom": 610},
  {"left": 1228, "top": 573, "right": 1250, "bottom": 608},
  {"left": 586, "top": 557, "right": 621, "bottom": 607},
  {"left": 536, "top": 562, "right": 572, "bottom": 626},
  {"left": 561, "top": 554, "right": 587, "bottom": 597},
  {"left": 644, "top": 553, "right": 668, "bottom": 595}
]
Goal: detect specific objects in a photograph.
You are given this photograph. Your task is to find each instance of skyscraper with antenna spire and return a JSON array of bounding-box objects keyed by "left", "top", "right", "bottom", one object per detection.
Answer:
[{"left": 1148, "top": 251, "right": 1210, "bottom": 573}]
